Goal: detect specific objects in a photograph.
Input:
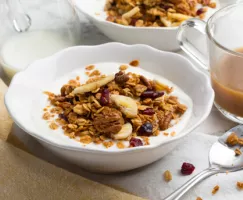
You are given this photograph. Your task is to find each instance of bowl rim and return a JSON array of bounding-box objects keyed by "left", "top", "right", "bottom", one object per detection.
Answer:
[{"left": 5, "top": 43, "right": 214, "bottom": 154}]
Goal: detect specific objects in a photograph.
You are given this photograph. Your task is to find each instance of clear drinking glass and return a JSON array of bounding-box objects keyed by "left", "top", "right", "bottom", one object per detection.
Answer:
[
  {"left": 0, "top": 0, "right": 81, "bottom": 79},
  {"left": 177, "top": 3, "right": 243, "bottom": 123}
]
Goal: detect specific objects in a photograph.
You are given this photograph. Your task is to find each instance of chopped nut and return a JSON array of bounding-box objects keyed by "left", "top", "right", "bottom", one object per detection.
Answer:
[
  {"left": 85, "top": 65, "right": 95, "bottom": 71},
  {"left": 80, "top": 135, "right": 92, "bottom": 144},
  {"left": 49, "top": 122, "right": 58, "bottom": 130},
  {"left": 171, "top": 131, "right": 176, "bottom": 137},
  {"left": 43, "top": 112, "right": 51, "bottom": 120},
  {"left": 89, "top": 70, "right": 101, "bottom": 77},
  {"left": 237, "top": 181, "right": 243, "bottom": 189},
  {"left": 164, "top": 170, "right": 172, "bottom": 182},
  {"left": 103, "top": 141, "right": 114, "bottom": 148},
  {"left": 129, "top": 60, "right": 139, "bottom": 67},
  {"left": 235, "top": 148, "right": 242, "bottom": 156},
  {"left": 226, "top": 132, "right": 238, "bottom": 146},
  {"left": 212, "top": 185, "right": 219, "bottom": 195},
  {"left": 119, "top": 65, "right": 128, "bottom": 71},
  {"left": 117, "top": 141, "right": 125, "bottom": 149}
]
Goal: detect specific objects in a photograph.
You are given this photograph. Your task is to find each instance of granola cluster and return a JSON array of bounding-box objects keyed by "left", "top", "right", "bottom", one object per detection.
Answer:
[
  {"left": 105, "top": 0, "right": 216, "bottom": 27},
  {"left": 226, "top": 132, "right": 243, "bottom": 156},
  {"left": 43, "top": 63, "right": 187, "bottom": 148}
]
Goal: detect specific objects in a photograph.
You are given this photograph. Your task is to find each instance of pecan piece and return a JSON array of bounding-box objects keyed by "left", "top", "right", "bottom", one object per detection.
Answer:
[
  {"left": 159, "top": 112, "right": 173, "bottom": 130},
  {"left": 115, "top": 71, "right": 129, "bottom": 84}
]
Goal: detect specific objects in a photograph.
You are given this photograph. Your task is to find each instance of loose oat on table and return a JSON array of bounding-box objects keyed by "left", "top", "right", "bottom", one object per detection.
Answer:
[
  {"left": 164, "top": 170, "right": 172, "bottom": 182},
  {"left": 235, "top": 148, "right": 242, "bottom": 156},
  {"left": 85, "top": 65, "right": 95, "bottom": 71},
  {"left": 237, "top": 181, "right": 243, "bottom": 189},
  {"left": 226, "top": 132, "right": 238, "bottom": 146},
  {"left": 129, "top": 60, "right": 139, "bottom": 67},
  {"left": 44, "top": 69, "right": 187, "bottom": 148},
  {"left": 212, "top": 185, "right": 219, "bottom": 195}
]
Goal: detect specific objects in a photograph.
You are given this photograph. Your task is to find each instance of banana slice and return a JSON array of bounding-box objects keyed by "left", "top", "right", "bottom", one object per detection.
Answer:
[
  {"left": 112, "top": 123, "right": 133, "bottom": 140},
  {"left": 73, "top": 74, "right": 115, "bottom": 94},
  {"left": 110, "top": 94, "right": 138, "bottom": 118},
  {"left": 153, "top": 80, "right": 173, "bottom": 93}
]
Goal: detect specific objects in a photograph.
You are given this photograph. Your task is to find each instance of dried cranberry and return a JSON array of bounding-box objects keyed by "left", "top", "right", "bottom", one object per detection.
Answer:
[
  {"left": 141, "top": 108, "right": 155, "bottom": 115},
  {"left": 196, "top": 8, "right": 205, "bottom": 15},
  {"left": 181, "top": 162, "right": 195, "bottom": 175},
  {"left": 100, "top": 88, "right": 110, "bottom": 106},
  {"left": 138, "top": 122, "right": 153, "bottom": 136},
  {"left": 141, "top": 90, "right": 164, "bottom": 99},
  {"left": 58, "top": 113, "right": 68, "bottom": 122},
  {"left": 130, "top": 18, "right": 138, "bottom": 26},
  {"left": 129, "top": 138, "right": 143, "bottom": 147}
]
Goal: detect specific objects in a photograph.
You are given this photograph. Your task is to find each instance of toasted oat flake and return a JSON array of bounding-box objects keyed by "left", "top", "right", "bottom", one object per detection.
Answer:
[
  {"left": 89, "top": 70, "right": 101, "bottom": 77},
  {"left": 226, "top": 132, "right": 239, "bottom": 146},
  {"left": 49, "top": 122, "right": 58, "bottom": 130},
  {"left": 196, "top": 197, "right": 202, "bottom": 200},
  {"left": 171, "top": 131, "right": 176, "bottom": 137},
  {"left": 80, "top": 135, "right": 92, "bottom": 144},
  {"left": 43, "top": 108, "right": 48, "bottom": 111},
  {"left": 117, "top": 141, "right": 125, "bottom": 149},
  {"left": 103, "top": 141, "right": 114, "bottom": 148},
  {"left": 85, "top": 65, "right": 95, "bottom": 71},
  {"left": 43, "top": 112, "right": 51, "bottom": 120},
  {"left": 238, "top": 138, "right": 243, "bottom": 146},
  {"left": 235, "top": 148, "right": 242, "bottom": 156},
  {"left": 129, "top": 60, "right": 139, "bottom": 67},
  {"left": 212, "top": 185, "right": 219, "bottom": 195},
  {"left": 164, "top": 170, "right": 172, "bottom": 182},
  {"left": 141, "top": 136, "right": 150, "bottom": 145},
  {"left": 237, "top": 181, "right": 243, "bottom": 189},
  {"left": 76, "top": 76, "right": 80, "bottom": 81},
  {"left": 163, "top": 132, "right": 169, "bottom": 136},
  {"left": 119, "top": 65, "right": 128, "bottom": 71},
  {"left": 85, "top": 71, "right": 90, "bottom": 76}
]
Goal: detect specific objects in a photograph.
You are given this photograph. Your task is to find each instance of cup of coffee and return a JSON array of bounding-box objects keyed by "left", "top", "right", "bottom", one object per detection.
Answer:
[{"left": 177, "top": 3, "right": 243, "bottom": 123}]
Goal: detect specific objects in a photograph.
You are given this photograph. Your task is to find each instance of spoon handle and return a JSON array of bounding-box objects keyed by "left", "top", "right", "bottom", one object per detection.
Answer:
[{"left": 163, "top": 167, "right": 219, "bottom": 200}]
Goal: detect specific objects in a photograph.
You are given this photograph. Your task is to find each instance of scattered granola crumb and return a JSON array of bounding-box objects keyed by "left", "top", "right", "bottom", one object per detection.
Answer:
[
  {"left": 226, "top": 132, "right": 238, "bottom": 146},
  {"left": 76, "top": 76, "right": 80, "bottom": 81},
  {"left": 117, "top": 141, "right": 125, "bottom": 149},
  {"left": 163, "top": 132, "right": 169, "bottom": 136},
  {"left": 209, "top": 2, "right": 216, "bottom": 8},
  {"left": 212, "top": 185, "right": 219, "bottom": 195},
  {"left": 226, "top": 171, "right": 229, "bottom": 175},
  {"left": 85, "top": 71, "right": 90, "bottom": 76},
  {"left": 43, "top": 112, "right": 51, "bottom": 120},
  {"left": 196, "top": 197, "right": 202, "bottom": 200},
  {"left": 235, "top": 148, "right": 242, "bottom": 156},
  {"left": 141, "top": 136, "right": 150, "bottom": 145},
  {"left": 103, "top": 141, "right": 114, "bottom": 148},
  {"left": 171, "top": 131, "right": 176, "bottom": 137},
  {"left": 80, "top": 135, "right": 92, "bottom": 144},
  {"left": 129, "top": 60, "right": 139, "bottom": 67},
  {"left": 85, "top": 65, "right": 95, "bottom": 71},
  {"left": 164, "top": 170, "right": 172, "bottom": 182},
  {"left": 238, "top": 138, "right": 243, "bottom": 146},
  {"left": 119, "top": 65, "right": 128, "bottom": 71},
  {"left": 237, "top": 181, "right": 243, "bottom": 189},
  {"left": 49, "top": 122, "right": 58, "bottom": 130},
  {"left": 43, "top": 108, "right": 48, "bottom": 111},
  {"left": 89, "top": 70, "right": 101, "bottom": 77}
]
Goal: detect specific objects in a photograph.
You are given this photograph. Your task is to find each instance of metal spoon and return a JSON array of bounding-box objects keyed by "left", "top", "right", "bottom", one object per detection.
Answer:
[
  {"left": 7, "top": 0, "right": 31, "bottom": 32},
  {"left": 164, "top": 125, "right": 243, "bottom": 200}
]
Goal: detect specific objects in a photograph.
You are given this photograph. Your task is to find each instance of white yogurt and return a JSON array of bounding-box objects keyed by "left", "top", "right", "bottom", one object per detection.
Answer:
[
  {"left": 0, "top": 30, "right": 76, "bottom": 78},
  {"left": 31, "top": 63, "right": 193, "bottom": 150}
]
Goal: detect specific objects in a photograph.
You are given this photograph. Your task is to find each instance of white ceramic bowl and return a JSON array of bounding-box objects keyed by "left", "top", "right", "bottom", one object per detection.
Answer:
[
  {"left": 5, "top": 43, "right": 214, "bottom": 173},
  {"left": 75, "top": 0, "right": 220, "bottom": 51}
]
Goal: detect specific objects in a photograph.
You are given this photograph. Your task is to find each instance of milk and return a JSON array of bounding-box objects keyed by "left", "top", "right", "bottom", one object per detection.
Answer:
[{"left": 0, "top": 30, "right": 76, "bottom": 78}]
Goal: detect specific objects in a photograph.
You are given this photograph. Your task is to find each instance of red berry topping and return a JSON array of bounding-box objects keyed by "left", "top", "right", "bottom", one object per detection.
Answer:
[
  {"left": 129, "top": 138, "right": 143, "bottom": 147},
  {"left": 181, "top": 162, "right": 195, "bottom": 175},
  {"left": 141, "top": 108, "right": 155, "bottom": 115},
  {"left": 138, "top": 122, "right": 153, "bottom": 136},
  {"left": 100, "top": 88, "right": 110, "bottom": 106}
]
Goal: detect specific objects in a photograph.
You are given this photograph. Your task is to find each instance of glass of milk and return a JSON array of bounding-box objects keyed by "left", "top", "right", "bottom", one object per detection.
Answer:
[{"left": 0, "top": 0, "right": 82, "bottom": 79}]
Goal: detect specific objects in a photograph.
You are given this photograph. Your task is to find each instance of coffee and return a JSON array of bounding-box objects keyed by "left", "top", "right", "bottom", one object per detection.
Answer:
[{"left": 211, "top": 48, "right": 243, "bottom": 117}]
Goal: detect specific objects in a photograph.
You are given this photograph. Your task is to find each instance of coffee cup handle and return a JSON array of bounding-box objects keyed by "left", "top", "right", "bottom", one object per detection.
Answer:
[{"left": 177, "top": 18, "right": 209, "bottom": 71}]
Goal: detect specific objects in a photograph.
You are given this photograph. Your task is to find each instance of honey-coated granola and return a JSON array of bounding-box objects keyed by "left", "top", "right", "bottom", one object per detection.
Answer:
[
  {"left": 105, "top": 0, "right": 216, "bottom": 27},
  {"left": 43, "top": 65, "right": 187, "bottom": 148}
]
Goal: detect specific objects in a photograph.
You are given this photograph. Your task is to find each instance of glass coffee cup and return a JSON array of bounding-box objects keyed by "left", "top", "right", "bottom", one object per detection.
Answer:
[{"left": 177, "top": 3, "right": 243, "bottom": 123}]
